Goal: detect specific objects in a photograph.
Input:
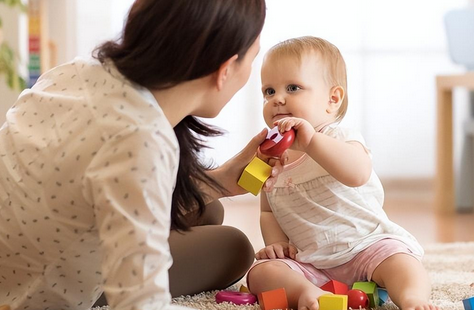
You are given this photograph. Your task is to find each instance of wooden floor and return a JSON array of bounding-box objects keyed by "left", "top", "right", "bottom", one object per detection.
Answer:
[{"left": 221, "top": 179, "right": 474, "bottom": 252}]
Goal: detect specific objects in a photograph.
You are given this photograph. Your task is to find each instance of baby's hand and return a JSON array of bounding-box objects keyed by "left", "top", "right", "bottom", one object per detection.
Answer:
[
  {"left": 255, "top": 242, "right": 298, "bottom": 260},
  {"left": 274, "top": 117, "right": 316, "bottom": 152}
]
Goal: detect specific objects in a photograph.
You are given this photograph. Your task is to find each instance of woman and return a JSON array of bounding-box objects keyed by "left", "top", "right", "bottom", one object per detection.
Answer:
[{"left": 0, "top": 0, "right": 279, "bottom": 309}]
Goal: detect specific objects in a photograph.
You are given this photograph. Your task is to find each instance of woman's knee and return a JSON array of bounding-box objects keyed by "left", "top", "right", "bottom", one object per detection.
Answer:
[
  {"left": 217, "top": 225, "right": 254, "bottom": 266},
  {"left": 169, "top": 225, "right": 254, "bottom": 296},
  {"left": 201, "top": 199, "right": 224, "bottom": 225},
  {"left": 179, "top": 199, "right": 225, "bottom": 227}
]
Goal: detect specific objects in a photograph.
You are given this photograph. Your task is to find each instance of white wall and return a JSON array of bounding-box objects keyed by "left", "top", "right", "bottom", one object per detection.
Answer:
[
  {"left": 47, "top": 0, "right": 134, "bottom": 64},
  {"left": 14, "top": 0, "right": 473, "bottom": 179},
  {"left": 205, "top": 0, "right": 470, "bottom": 179}
]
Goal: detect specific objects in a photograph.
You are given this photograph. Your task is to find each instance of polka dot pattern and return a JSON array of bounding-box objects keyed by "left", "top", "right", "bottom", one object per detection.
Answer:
[{"left": 0, "top": 58, "right": 181, "bottom": 309}]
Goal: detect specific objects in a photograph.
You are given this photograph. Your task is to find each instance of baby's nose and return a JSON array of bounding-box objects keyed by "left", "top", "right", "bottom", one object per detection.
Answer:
[{"left": 272, "top": 95, "right": 286, "bottom": 106}]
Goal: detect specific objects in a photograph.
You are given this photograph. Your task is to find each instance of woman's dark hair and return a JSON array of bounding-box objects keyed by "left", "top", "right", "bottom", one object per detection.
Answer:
[{"left": 94, "top": 0, "right": 266, "bottom": 230}]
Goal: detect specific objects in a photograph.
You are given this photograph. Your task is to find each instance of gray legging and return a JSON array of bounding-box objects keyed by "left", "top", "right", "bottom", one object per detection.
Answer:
[{"left": 93, "top": 200, "right": 254, "bottom": 306}]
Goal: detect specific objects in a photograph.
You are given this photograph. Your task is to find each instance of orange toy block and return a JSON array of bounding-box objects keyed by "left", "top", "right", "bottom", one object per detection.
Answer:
[
  {"left": 238, "top": 157, "right": 272, "bottom": 196},
  {"left": 319, "top": 294, "right": 348, "bottom": 310},
  {"left": 0, "top": 306, "right": 10, "bottom": 310},
  {"left": 258, "top": 287, "right": 288, "bottom": 310},
  {"left": 320, "top": 279, "right": 349, "bottom": 295}
]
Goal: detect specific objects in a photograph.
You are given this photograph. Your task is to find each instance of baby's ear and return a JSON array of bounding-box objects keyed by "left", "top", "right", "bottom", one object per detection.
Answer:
[{"left": 327, "top": 85, "right": 344, "bottom": 112}]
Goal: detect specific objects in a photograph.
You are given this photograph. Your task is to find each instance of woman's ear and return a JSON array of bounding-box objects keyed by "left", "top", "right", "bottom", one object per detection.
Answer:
[
  {"left": 215, "top": 54, "right": 239, "bottom": 91},
  {"left": 327, "top": 86, "right": 345, "bottom": 113}
]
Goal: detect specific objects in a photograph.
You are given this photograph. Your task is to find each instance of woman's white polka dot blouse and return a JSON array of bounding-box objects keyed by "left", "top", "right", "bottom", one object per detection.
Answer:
[{"left": 0, "top": 58, "right": 190, "bottom": 310}]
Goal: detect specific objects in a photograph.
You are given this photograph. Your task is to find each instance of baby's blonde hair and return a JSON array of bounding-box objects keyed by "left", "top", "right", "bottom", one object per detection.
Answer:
[{"left": 265, "top": 36, "right": 348, "bottom": 123}]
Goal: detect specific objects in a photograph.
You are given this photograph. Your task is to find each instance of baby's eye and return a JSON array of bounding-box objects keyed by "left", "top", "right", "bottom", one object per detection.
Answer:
[
  {"left": 264, "top": 88, "right": 275, "bottom": 96},
  {"left": 287, "top": 85, "right": 301, "bottom": 92}
]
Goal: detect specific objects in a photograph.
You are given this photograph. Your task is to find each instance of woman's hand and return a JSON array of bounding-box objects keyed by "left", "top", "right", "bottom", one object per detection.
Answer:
[
  {"left": 274, "top": 117, "right": 316, "bottom": 152},
  {"left": 255, "top": 242, "right": 298, "bottom": 260},
  {"left": 208, "top": 128, "right": 287, "bottom": 198}
]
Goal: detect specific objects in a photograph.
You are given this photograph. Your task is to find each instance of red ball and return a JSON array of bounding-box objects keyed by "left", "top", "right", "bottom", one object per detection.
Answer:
[{"left": 347, "top": 289, "right": 369, "bottom": 309}]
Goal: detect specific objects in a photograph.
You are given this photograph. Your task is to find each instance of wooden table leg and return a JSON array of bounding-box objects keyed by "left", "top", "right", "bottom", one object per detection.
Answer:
[{"left": 436, "top": 86, "right": 455, "bottom": 213}]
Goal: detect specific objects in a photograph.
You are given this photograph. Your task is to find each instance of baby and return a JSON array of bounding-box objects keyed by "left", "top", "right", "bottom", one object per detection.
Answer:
[{"left": 247, "top": 36, "right": 438, "bottom": 310}]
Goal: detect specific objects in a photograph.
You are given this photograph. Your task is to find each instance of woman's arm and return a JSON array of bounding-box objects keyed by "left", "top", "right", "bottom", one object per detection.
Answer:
[{"left": 204, "top": 129, "right": 286, "bottom": 201}]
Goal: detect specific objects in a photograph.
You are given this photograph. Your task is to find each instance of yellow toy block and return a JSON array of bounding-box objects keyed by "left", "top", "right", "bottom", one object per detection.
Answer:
[
  {"left": 319, "top": 294, "right": 348, "bottom": 310},
  {"left": 240, "top": 285, "right": 250, "bottom": 293},
  {"left": 238, "top": 157, "right": 271, "bottom": 196}
]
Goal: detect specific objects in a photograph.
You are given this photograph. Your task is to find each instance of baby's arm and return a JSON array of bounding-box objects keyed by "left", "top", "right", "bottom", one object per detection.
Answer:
[
  {"left": 276, "top": 117, "right": 372, "bottom": 187},
  {"left": 306, "top": 132, "right": 372, "bottom": 187},
  {"left": 256, "top": 193, "right": 297, "bottom": 260}
]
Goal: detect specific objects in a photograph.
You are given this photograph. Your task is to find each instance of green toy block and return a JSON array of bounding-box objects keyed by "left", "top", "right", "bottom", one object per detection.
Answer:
[
  {"left": 319, "top": 294, "right": 348, "bottom": 310},
  {"left": 238, "top": 157, "right": 271, "bottom": 196},
  {"left": 352, "top": 281, "right": 379, "bottom": 308}
]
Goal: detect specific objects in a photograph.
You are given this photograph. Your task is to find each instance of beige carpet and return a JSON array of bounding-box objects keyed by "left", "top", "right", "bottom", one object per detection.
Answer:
[{"left": 171, "top": 242, "right": 474, "bottom": 310}]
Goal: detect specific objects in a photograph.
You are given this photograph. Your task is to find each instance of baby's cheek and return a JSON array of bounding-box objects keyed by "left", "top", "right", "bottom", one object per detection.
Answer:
[{"left": 262, "top": 105, "right": 273, "bottom": 127}]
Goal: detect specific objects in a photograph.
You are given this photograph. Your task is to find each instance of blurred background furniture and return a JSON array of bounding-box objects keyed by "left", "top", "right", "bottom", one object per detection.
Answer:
[
  {"left": 436, "top": 73, "right": 474, "bottom": 213},
  {"left": 442, "top": 6, "right": 474, "bottom": 213}
]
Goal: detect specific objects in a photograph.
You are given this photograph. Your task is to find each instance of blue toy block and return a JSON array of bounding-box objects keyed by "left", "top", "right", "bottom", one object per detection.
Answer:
[
  {"left": 463, "top": 296, "right": 474, "bottom": 310},
  {"left": 377, "top": 288, "right": 389, "bottom": 305}
]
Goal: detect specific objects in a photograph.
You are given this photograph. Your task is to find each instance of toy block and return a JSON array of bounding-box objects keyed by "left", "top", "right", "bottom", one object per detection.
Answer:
[
  {"left": 377, "top": 288, "right": 389, "bottom": 305},
  {"left": 463, "top": 296, "right": 474, "bottom": 310},
  {"left": 240, "top": 285, "right": 250, "bottom": 293},
  {"left": 238, "top": 157, "right": 272, "bottom": 196},
  {"left": 0, "top": 306, "right": 10, "bottom": 310},
  {"left": 319, "top": 294, "right": 348, "bottom": 310},
  {"left": 352, "top": 281, "right": 379, "bottom": 308},
  {"left": 258, "top": 287, "right": 288, "bottom": 310},
  {"left": 320, "top": 279, "right": 349, "bottom": 294}
]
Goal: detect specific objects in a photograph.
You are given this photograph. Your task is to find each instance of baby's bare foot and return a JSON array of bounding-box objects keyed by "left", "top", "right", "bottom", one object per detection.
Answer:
[
  {"left": 400, "top": 297, "right": 440, "bottom": 310},
  {"left": 297, "top": 288, "right": 330, "bottom": 310}
]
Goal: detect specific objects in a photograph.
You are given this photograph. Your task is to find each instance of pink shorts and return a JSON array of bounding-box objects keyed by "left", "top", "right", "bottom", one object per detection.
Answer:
[{"left": 248, "top": 238, "right": 421, "bottom": 288}]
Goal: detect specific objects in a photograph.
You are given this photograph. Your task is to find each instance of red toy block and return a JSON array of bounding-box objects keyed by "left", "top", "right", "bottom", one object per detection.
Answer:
[
  {"left": 320, "top": 280, "right": 349, "bottom": 295},
  {"left": 258, "top": 288, "right": 288, "bottom": 310}
]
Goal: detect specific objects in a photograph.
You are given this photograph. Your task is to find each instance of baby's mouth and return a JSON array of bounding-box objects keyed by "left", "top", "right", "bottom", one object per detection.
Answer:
[{"left": 273, "top": 113, "right": 291, "bottom": 122}]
